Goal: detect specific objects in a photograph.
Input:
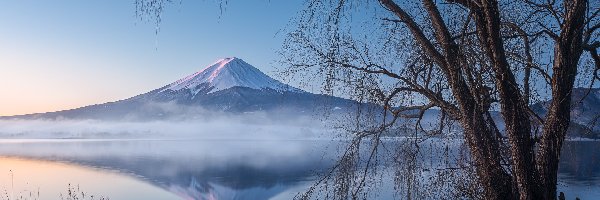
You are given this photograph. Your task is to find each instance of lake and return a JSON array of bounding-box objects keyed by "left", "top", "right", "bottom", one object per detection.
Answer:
[{"left": 0, "top": 139, "right": 597, "bottom": 199}]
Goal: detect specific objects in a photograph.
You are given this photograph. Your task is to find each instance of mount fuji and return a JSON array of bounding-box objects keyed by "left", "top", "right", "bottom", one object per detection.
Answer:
[
  {"left": 162, "top": 57, "right": 301, "bottom": 95},
  {"left": 7, "top": 57, "right": 356, "bottom": 120}
]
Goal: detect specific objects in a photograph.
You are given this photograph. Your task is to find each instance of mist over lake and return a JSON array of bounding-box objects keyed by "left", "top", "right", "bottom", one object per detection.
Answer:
[{"left": 0, "top": 125, "right": 597, "bottom": 199}]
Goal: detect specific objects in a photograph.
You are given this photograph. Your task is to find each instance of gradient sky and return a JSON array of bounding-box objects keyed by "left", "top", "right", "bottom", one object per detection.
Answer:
[{"left": 0, "top": 0, "right": 303, "bottom": 116}]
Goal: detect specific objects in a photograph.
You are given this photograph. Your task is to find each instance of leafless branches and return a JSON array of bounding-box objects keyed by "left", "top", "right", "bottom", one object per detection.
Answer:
[{"left": 284, "top": 0, "right": 598, "bottom": 199}]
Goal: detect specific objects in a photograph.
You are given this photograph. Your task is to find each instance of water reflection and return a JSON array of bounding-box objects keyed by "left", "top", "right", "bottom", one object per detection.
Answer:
[
  {"left": 0, "top": 139, "right": 336, "bottom": 200},
  {"left": 0, "top": 156, "right": 181, "bottom": 200},
  {"left": 0, "top": 139, "right": 596, "bottom": 199},
  {"left": 557, "top": 141, "right": 600, "bottom": 199}
]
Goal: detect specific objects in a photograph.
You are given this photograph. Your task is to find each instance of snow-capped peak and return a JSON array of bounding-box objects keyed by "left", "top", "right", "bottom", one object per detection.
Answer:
[{"left": 162, "top": 57, "right": 300, "bottom": 95}]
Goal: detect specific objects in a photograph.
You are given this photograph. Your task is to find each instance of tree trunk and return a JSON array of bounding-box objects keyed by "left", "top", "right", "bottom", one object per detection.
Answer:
[
  {"left": 461, "top": 113, "right": 514, "bottom": 200},
  {"left": 472, "top": 1, "right": 539, "bottom": 198},
  {"left": 450, "top": 66, "right": 513, "bottom": 199},
  {"left": 537, "top": 1, "right": 587, "bottom": 199}
]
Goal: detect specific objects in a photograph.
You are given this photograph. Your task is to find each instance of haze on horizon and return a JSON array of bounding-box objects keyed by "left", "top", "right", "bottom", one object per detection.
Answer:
[{"left": 0, "top": 1, "right": 304, "bottom": 116}]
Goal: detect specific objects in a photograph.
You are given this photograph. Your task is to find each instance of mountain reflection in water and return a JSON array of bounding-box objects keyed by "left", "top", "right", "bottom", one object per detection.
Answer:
[
  {"left": 0, "top": 139, "right": 335, "bottom": 200},
  {"left": 0, "top": 139, "right": 596, "bottom": 200}
]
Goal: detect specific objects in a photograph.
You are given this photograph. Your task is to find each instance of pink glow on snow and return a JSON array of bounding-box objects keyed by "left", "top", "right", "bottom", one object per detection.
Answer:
[{"left": 161, "top": 57, "right": 301, "bottom": 96}]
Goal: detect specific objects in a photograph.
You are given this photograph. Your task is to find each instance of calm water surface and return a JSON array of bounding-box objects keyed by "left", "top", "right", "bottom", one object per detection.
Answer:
[
  {"left": 0, "top": 139, "right": 596, "bottom": 199},
  {"left": 557, "top": 141, "right": 600, "bottom": 199},
  {"left": 0, "top": 139, "right": 334, "bottom": 200}
]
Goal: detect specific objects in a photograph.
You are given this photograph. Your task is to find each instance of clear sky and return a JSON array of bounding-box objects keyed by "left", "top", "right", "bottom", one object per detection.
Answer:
[{"left": 0, "top": 0, "right": 304, "bottom": 116}]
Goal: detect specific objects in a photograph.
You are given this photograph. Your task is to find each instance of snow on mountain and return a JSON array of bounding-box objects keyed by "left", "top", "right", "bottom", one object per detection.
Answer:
[
  {"left": 1, "top": 57, "right": 360, "bottom": 120},
  {"left": 162, "top": 57, "right": 301, "bottom": 96}
]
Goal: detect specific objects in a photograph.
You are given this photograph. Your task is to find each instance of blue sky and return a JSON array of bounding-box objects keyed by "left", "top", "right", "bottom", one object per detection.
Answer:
[{"left": 0, "top": 0, "right": 304, "bottom": 115}]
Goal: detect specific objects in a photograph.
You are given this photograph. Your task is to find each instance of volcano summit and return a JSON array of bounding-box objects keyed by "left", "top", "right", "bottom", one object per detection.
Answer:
[{"left": 8, "top": 58, "right": 355, "bottom": 120}]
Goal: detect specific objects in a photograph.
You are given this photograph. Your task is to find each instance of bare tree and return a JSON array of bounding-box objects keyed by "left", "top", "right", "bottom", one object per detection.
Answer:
[
  {"left": 282, "top": 0, "right": 599, "bottom": 199},
  {"left": 134, "top": 0, "right": 599, "bottom": 199}
]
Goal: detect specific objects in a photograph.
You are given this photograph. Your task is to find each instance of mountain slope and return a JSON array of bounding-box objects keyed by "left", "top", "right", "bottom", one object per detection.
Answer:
[
  {"left": 161, "top": 57, "right": 301, "bottom": 96},
  {"left": 5, "top": 57, "right": 357, "bottom": 120}
]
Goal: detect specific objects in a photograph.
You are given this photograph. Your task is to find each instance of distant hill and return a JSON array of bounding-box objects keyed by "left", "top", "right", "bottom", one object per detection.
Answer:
[{"left": 532, "top": 88, "right": 600, "bottom": 139}]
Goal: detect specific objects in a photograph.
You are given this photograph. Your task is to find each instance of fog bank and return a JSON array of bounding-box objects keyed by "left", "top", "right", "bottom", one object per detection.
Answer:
[{"left": 0, "top": 112, "right": 333, "bottom": 140}]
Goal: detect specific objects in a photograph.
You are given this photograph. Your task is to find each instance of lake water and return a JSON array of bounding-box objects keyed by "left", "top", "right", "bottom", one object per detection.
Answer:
[
  {"left": 0, "top": 139, "right": 336, "bottom": 200},
  {"left": 0, "top": 139, "right": 596, "bottom": 200},
  {"left": 557, "top": 141, "right": 600, "bottom": 199}
]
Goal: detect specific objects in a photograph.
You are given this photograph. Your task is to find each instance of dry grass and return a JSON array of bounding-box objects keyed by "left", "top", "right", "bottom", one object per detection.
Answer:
[
  {"left": 59, "top": 184, "right": 109, "bottom": 200},
  {"left": 1, "top": 183, "right": 109, "bottom": 200}
]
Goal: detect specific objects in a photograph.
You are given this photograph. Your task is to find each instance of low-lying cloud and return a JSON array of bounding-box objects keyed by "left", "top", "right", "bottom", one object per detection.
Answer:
[{"left": 0, "top": 111, "right": 333, "bottom": 140}]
